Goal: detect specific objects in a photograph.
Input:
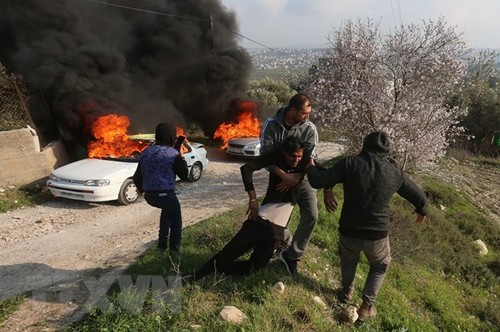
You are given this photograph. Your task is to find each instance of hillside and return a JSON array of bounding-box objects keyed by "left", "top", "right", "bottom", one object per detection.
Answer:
[{"left": 64, "top": 156, "right": 499, "bottom": 331}]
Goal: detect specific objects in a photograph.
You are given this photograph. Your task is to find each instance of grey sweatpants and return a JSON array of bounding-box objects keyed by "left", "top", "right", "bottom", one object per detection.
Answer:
[
  {"left": 285, "top": 178, "right": 318, "bottom": 260},
  {"left": 339, "top": 234, "right": 392, "bottom": 306}
]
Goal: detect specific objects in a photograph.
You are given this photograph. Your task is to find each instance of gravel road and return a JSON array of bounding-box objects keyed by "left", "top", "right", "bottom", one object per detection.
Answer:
[{"left": 0, "top": 142, "right": 344, "bottom": 331}]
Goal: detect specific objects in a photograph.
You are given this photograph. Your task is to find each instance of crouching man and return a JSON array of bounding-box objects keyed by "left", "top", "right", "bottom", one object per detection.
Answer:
[
  {"left": 192, "top": 136, "right": 309, "bottom": 280},
  {"left": 307, "top": 131, "right": 429, "bottom": 321}
]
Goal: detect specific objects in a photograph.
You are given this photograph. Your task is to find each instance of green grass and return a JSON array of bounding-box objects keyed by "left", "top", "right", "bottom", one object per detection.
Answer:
[
  {"left": 0, "top": 182, "right": 52, "bottom": 213},
  {"left": 63, "top": 171, "right": 499, "bottom": 331},
  {"left": 0, "top": 294, "right": 27, "bottom": 324}
]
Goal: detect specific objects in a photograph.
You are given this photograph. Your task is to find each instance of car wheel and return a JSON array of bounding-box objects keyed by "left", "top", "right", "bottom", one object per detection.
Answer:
[
  {"left": 118, "top": 178, "right": 139, "bottom": 205},
  {"left": 188, "top": 162, "right": 203, "bottom": 182}
]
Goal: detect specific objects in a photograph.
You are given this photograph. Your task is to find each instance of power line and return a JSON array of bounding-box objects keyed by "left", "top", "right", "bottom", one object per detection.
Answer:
[
  {"left": 87, "top": 0, "right": 208, "bottom": 22},
  {"left": 87, "top": 0, "right": 281, "bottom": 53},
  {"left": 226, "top": 28, "right": 280, "bottom": 52},
  {"left": 390, "top": 0, "right": 403, "bottom": 27}
]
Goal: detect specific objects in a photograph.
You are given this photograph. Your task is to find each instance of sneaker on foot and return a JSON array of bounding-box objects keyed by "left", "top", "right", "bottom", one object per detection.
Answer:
[
  {"left": 357, "top": 302, "right": 377, "bottom": 321},
  {"left": 279, "top": 251, "right": 298, "bottom": 275}
]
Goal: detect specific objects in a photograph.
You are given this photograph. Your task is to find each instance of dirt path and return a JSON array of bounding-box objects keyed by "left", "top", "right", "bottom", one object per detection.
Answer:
[{"left": 0, "top": 142, "right": 344, "bottom": 331}]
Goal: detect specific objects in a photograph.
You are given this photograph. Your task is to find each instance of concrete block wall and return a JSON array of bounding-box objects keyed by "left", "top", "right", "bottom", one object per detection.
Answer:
[{"left": 0, "top": 127, "right": 70, "bottom": 187}]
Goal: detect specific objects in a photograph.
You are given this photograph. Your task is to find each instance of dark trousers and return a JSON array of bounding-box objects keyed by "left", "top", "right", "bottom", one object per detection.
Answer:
[
  {"left": 144, "top": 191, "right": 182, "bottom": 252},
  {"left": 194, "top": 218, "right": 283, "bottom": 279}
]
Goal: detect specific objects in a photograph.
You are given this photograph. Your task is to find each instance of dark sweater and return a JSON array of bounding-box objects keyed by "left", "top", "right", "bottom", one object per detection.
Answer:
[
  {"left": 307, "top": 150, "right": 428, "bottom": 240},
  {"left": 241, "top": 148, "right": 308, "bottom": 205}
]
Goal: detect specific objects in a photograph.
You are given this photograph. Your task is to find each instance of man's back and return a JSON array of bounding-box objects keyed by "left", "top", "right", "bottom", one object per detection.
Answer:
[{"left": 308, "top": 132, "right": 428, "bottom": 239}]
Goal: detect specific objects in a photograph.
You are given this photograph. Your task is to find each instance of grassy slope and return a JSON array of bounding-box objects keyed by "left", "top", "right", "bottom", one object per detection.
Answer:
[{"left": 63, "top": 160, "right": 499, "bottom": 332}]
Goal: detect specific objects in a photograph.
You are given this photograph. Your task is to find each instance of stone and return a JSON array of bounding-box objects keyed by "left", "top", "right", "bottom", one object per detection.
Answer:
[
  {"left": 219, "top": 305, "right": 247, "bottom": 324},
  {"left": 338, "top": 305, "right": 359, "bottom": 324},
  {"left": 273, "top": 281, "right": 285, "bottom": 293},
  {"left": 313, "top": 296, "right": 327, "bottom": 309},
  {"left": 473, "top": 239, "right": 488, "bottom": 256}
]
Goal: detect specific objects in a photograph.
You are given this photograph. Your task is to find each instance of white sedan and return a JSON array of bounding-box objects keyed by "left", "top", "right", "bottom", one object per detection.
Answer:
[
  {"left": 46, "top": 141, "right": 209, "bottom": 205},
  {"left": 226, "top": 137, "right": 261, "bottom": 158}
]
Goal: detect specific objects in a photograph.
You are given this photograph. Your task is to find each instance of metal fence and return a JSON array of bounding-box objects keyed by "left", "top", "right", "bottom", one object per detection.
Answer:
[{"left": 0, "top": 74, "right": 33, "bottom": 131}]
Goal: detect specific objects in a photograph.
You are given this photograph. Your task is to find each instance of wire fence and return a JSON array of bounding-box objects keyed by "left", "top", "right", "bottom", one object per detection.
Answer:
[{"left": 0, "top": 73, "right": 33, "bottom": 131}]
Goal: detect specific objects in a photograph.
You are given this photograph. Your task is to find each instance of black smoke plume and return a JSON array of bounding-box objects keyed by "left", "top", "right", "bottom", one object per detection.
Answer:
[{"left": 0, "top": 0, "right": 251, "bottom": 148}]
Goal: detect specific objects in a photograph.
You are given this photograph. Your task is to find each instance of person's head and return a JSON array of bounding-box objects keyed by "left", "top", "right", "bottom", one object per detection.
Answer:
[
  {"left": 281, "top": 136, "right": 306, "bottom": 168},
  {"left": 155, "top": 122, "right": 176, "bottom": 146},
  {"left": 362, "top": 131, "right": 390, "bottom": 154},
  {"left": 287, "top": 93, "right": 313, "bottom": 125}
]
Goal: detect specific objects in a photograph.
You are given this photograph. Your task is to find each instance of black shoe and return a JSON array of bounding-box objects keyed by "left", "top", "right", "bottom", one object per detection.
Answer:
[
  {"left": 279, "top": 251, "right": 298, "bottom": 275},
  {"left": 336, "top": 287, "right": 353, "bottom": 304},
  {"left": 273, "top": 241, "right": 290, "bottom": 257}
]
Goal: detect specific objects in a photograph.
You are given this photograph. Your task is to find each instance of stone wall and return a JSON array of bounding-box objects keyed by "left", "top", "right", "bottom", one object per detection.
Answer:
[{"left": 0, "top": 127, "right": 69, "bottom": 187}]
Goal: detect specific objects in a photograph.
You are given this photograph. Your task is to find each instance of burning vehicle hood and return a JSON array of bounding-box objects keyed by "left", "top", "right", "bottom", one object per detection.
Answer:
[
  {"left": 52, "top": 158, "right": 137, "bottom": 181},
  {"left": 229, "top": 137, "right": 259, "bottom": 144}
]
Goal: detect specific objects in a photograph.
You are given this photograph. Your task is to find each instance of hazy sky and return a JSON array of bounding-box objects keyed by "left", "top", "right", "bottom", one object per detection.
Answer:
[{"left": 219, "top": 0, "right": 499, "bottom": 49}]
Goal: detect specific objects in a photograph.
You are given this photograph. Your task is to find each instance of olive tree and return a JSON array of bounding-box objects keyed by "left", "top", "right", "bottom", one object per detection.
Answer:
[
  {"left": 247, "top": 78, "right": 295, "bottom": 118},
  {"left": 301, "top": 18, "right": 468, "bottom": 170}
]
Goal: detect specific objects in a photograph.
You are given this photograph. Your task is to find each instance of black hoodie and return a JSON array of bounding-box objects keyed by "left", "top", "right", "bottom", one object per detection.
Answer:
[{"left": 307, "top": 131, "right": 428, "bottom": 239}]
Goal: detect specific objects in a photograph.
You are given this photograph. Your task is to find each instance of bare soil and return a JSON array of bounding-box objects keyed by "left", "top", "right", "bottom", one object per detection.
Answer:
[{"left": 0, "top": 142, "right": 344, "bottom": 331}]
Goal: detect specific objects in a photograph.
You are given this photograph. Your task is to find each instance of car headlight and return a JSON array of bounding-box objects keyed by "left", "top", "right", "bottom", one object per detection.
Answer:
[
  {"left": 49, "top": 174, "right": 59, "bottom": 181},
  {"left": 84, "top": 179, "right": 110, "bottom": 186},
  {"left": 245, "top": 142, "right": 260, "bottom": 149}
]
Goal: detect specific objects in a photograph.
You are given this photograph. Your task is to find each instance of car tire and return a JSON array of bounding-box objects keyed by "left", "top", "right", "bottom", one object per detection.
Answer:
[
  {"left": 118, "top": 178, "right": 139, "bottom": 205},
  {"left": 188, "top": 162, "right": 203, "bottom": 182}
]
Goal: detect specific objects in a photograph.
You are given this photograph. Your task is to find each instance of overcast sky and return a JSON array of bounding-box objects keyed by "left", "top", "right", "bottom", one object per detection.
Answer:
[{"left": 219, "top": 0, "right": 499, "bottom": 49}]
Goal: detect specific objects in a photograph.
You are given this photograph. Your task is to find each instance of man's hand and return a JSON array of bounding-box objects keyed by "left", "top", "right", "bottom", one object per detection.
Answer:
[
  {"left": 323, "top": 189, "right": 337, "bottom": 213},
  {"left": 247, "top": 199, "right": 259, "bottom": 220},
  {"left": 276, "top": 173, "right": 302, "bottom": 192},
  {"left": 304, "top": 157, "right": 315, "bottom": 173},
  {"left": 415, "top": 213, "right": 426, "bottom": 223}
]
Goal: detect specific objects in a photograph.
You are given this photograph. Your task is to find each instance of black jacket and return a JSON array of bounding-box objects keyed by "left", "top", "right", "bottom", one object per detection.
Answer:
[
  {"left": 241, "top": 148, "right": 308, "bottom": 205},
  {"left": 307, "top": 149, "right": 428, "bottom": 240}
]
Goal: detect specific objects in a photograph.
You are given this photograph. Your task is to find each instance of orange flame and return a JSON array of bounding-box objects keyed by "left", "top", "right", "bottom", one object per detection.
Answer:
[
  {"left": 87, "top": 114, "right": 149, "bottom": 158},
  {"left": 213, "top": 101, "right": 261, "bottom": 149},
  {"left": 87, "top": 114, "right": 189, "bottom": 157}
]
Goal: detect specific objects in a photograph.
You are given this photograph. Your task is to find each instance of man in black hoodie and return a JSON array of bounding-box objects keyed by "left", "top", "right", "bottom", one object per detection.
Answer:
[{"left": 307, "top": 131, "right": 428, "bottom": 321}]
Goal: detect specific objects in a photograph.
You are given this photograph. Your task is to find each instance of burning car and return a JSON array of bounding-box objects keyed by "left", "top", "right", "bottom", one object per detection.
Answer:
[
  {"left": 46, "top": 114, "right": 208, "bottom": 205},
  {"left": 213, "top": 100, "right": 261, "bottom": 158},
  {"left": 226, "top": 137, "right": 261, "bottom": 158},
  {"left": 46, "top": 139, "right": 208, "bottom": 205}
]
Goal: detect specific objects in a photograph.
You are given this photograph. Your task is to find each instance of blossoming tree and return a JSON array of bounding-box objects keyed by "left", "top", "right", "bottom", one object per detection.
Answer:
[{"left": 301, "top": 18, "right": 468, "bottom": 170}]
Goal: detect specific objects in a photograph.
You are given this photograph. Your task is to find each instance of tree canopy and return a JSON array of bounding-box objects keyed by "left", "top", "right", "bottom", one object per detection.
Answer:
[{"left": 300, "top": 18, "right": 468, "bottom": 170}]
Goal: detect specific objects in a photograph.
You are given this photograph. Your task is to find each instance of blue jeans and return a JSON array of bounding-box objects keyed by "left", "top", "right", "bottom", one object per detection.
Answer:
[{"left": 144, "top": 191, "right": 182, "bottom": 252}]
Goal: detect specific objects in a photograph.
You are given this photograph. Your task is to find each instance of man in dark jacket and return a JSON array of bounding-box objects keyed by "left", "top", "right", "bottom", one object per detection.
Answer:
[
  {"left": 192, "top": 136, "right": 309, "bottom": 280},
  {"left": 133, "top": 123, "right": 188, "bottom": 255},
  {"left": 260, "top": 93, "right": 335, "bottom": 275},
  {"left": 307, "top": 131, "right": 428, "bottom": 321}
]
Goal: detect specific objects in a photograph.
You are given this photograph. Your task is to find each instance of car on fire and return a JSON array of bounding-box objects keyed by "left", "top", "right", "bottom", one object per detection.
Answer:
[
  {"left": 46, "top": 138, "right": 209, "bottom": 205},
  {"left": 226, "top": 137, "right": 261, "bottom": 158}
]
